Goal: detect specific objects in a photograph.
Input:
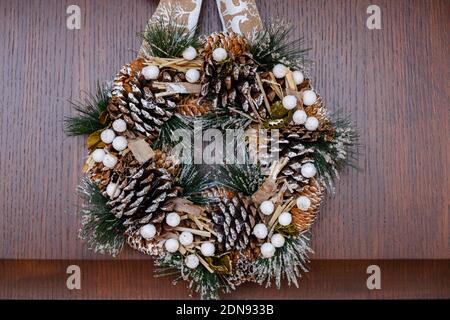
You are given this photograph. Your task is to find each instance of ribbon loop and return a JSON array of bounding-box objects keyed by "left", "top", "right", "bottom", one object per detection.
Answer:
[
  {"left": 216, "top": 0, "right": 263, "bottom": 38},
  {"left": 140, "top": 0, "right": 203, "bottom": 56}
]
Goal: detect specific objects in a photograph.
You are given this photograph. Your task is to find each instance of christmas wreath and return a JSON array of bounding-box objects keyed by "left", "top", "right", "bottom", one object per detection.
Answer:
[{"left": 65, "top": 0, "right": 358, "bottom": 299}]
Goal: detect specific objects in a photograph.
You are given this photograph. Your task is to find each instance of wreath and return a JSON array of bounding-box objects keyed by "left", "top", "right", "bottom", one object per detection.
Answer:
[{"left": 65, "top": 1, "right": 358, "bottom": 300}]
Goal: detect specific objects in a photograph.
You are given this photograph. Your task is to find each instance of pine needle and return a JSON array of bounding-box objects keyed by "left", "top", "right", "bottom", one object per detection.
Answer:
[
  {"left": 216, "top": 162, "right": 264, "bottom": 196},
  {"left": 304, "top": 115, "right": 360, "bottom": 190},
  {"left": 77, "top": 178, "right": 126, "bottom": 256},
  {"left": 155, "top": 253, "right": 229, "bottom": 300},
  {"left": 255, "top": 233, "right": 312, "bottom": 288},
  {"left": 249, "top": 20, "right": 311, "bottom": 71},
  {"left": 141, "top": 16, "right": 200, "bottom": 58},
  {"left": 64, "top": 83, "right": 111, "bottom": 136},
  {"left": 177, "top": 164, "right": 214, "bottom": 204}
]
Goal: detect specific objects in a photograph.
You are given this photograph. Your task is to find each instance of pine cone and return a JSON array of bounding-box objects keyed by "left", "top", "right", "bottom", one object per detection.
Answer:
[
  {"left": 107, "top": 58, "right": 178, "bottom": 139},
  {"left": 176, "top": 96, "right": 211, "bottom": 117},
  {"left": 200, "top": 33, "right": 264, "bottom": 116},
  {"left": 274, "top": 124, "right": 334, "bottom": 193},
  {"left": 86, "top": 148, "right": 141, "bottom": 191},
  {"left": 106, "top": 151, "right": 180, "bottom": 226},
  {"left": 203, "top": 32, "right": 249, "bottom": 60},
  {"left": 204, "top": 187, "right": 260, "bottom": 252},
  {"left": 291, "top": 179, "right": 323, "bottom": 232}
]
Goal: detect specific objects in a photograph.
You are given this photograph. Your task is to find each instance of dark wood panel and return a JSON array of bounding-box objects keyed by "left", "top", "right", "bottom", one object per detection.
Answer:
[
  {"left": 1, "top": 260, "right": 449, "bottom": 299},
  {"left": 0, "top": 0, "right": 448, "bottom": 262}
]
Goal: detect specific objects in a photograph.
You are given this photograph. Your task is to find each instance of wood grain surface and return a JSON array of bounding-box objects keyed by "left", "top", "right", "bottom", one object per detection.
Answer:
[
  {"left": 1, "top": 260, "right": 449, "bottom": 299},
  {"left": 0, "top": 0, "right": 449, "bottom": 299}
]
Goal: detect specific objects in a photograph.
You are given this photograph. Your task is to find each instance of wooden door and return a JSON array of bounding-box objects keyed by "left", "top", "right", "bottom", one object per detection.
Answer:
[{"left": 0, "top": 0, "right": 448, "bottom": 299}]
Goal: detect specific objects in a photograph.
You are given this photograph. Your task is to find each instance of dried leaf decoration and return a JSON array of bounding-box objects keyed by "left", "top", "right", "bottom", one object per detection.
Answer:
[
  {"left": 86, "top": 129, "right": 106, "bottom": 150},
  {"left": 205, "top": 253, "right": 233, "bottom": 274},
  {"left": 275, "top": 223, "right": 300, "bottom": 237},
  {"left": 98, "top": 110, "right": 110, "bottom": 125}
]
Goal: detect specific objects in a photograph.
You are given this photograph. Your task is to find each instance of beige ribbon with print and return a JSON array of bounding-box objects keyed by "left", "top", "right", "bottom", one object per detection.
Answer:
[
  {"left": 139, "top": 0, "right": 263, "bottom": 57},
  {"left": 139, "top": 0, "right": 204, "bottom": 56},
  {"left": 216, "top": 0, "right": 263, "bottom": 38}
]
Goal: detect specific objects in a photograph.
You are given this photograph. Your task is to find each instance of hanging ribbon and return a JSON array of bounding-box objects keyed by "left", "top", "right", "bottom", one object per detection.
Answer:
[
  {"left": 139, "top": 0, "right": 263, "bottom": 57},
  {"left": 139, "top": 0, "right": 204, "bottom": 56},
  {"left": 215, "top": 0, "right": 263, "bottom": 38}
]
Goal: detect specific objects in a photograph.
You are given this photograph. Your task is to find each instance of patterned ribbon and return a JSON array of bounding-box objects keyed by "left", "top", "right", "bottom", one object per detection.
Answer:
[
  {"left": 139, "top": 0, "right": 204, "bottom": 56},
  {"left": 139, "top": 0, "right": 263, "bottom": 56},
  {"left": 215, "top": 0, "right": 263, "bottom": 38}
]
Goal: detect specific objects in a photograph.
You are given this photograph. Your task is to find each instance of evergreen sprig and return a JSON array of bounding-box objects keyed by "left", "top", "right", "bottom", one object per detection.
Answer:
[
  {"left": 141, "top": 17, "right": 200, "bottom": 58},
  {"left": 153, "top": 114, "right": 194, "bottom": 150},
  {"left": 64, "top": 83, "right": 111, "bottom": 136},
  {"left": 305, "top": 116, "right": 360, "bottom": 190},
  {"left": 201, "top": 111, "right": 252, "bottom": 131},
  {"left": 255, "top": 233, "right": 312, "bottom": 288},
  {"left": 216, "top": 162, "right": 264, "bottom": 196},
  {"left": 177, "top": 164, "right": 214, "bottom": 204},
  {"left": 77, "top": 179, "right": 126, "bottom": 256},
  {"left": 249, "top": 21, "right": 310, "bottom": 71},
  {"left": 155, "top": 253, "right": 228, "bottom": 300}
]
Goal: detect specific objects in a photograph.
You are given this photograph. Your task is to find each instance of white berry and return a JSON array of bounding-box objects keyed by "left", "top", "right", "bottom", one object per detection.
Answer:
[
  {"left": 282, "top": 95, "right": 298, "bottom": 110},
  {"left": 260, "top": 200, "right": 275, "bottom": 216},
  {"left": 185, "top": 69, "right": 200, "bottom": 83},
  {"left": 212, "top": 48, "right": 228, "bottom": 62},
  {"left": 166, "top": 212, "right": 181, "bottom": 227},
  {"left": 106, "top": 183, "right": 121, "bottom": 198},
  {"left": 179, "top": 231, "right": 194, "bottom": 246},
  {"left": 102, "top": 154, "right": 117, "bottom": 168},
  {"left": 261, "top": 243, "right": 276, "bottom": 258},
  {"left": 112, "top": 119, "right": 127, "bottom": 133},
  {"left": 140, "top": 224, "right": 156, "bottom": 240},
  {"left": 112, "top": 136, "right": 128, "bottom": 151},
  {"left": 200, "top": 242, "right": 215, "bottom": 257},
  {"left": 305, "top": 116, "right": 319, "bottom": 131},
  {"left": 301, "top": 162, "right": 317, "bottom": 178},
  {"left": 253, "top": 223, "right": 268, "bottom": 239},
  {"left": 92, "top": 149, "right": 106, "bottom": 163},
  {"left": 292, "top": 70, "right": 304, "bottom": 85},
  {"left": 302, "top": 90, "right": 317, "bottom": 106},
  {"left": 182, "top": 46, "right": 197, "bottom": 60},
  {"left": 292, "top": 109, "right": 307, "bottom": 124},
  {"left": 142, "top": 65, "right": 160, "bottom": 80},
  {"left": 278, "top": 212, "right": 292, "bottom": 226},
  {"left": 100, "top": 129, "right": 115, "bottom": 144},
  {"left": 271, "top": 233, "right": 285, "bottom": 248},
  {"left": 185, "top": 254, "right": 199, "bottom": 269},
  {"left": 273, "top": 64, "right": 288, "bottom": 79},
  {"left": 165, "top": 238, "right": 180, "bottom": 253},
  {"left": 296, "top": 196, "right": 311, "bottom": 211}
]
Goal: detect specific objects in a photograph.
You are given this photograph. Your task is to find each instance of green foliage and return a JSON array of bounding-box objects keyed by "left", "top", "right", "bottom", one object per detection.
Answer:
[
  {"left": 141, "top": 17, "right": 201, "bottom": 58},
  {"left": 64, "top": 83, "right": 110, "bottom": 136},
  {"left": 216, "top": 162, "right": 264, "bottom": 196},
  {"left": 153, "top": 114, "right": 194, "bottom": 150},
  {"left": 78, "top": 179, "right": 126, "bottom": 256},
  {"left": 249, "top": 21, "right": 310, "bottom": 71},
  {"left": 305, "top": 116, "right": 360, "bottom": 190},
  {"left": 176, "top": 164, "right": 214, "bottom": 204},
  {"left": 155, "top": 253, "right": 227, "bottom": 300},
  {"left": 255, "top": 233, "right": 312, "bottom": 288},
  {"left": 201, "top": 111, "right": 251, "bottom": 131}
]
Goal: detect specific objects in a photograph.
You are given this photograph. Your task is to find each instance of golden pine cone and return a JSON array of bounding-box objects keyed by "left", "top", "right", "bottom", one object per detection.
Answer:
[
  {"left": 153, "top": 149, "right": 180, "bottom": 176},
  {"left": 203, "top": 32, "right": 249, "bottom": 60},
  {"left": 176, "top": 96, "right": 211, "bottom": 117},
  {"left": 291, "top": 179, "right": 323, "bottom": 232}
]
